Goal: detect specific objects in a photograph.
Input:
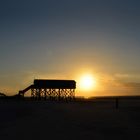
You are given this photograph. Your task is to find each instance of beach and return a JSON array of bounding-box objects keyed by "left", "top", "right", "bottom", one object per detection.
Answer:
[{"left": 0, "top": 98, "right": 140, "bottom": 140}]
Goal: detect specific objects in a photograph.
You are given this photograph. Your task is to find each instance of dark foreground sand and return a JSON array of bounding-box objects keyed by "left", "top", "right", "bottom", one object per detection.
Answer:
[{"left": 0, "top": 98, "right": 140, "bottom": 140}]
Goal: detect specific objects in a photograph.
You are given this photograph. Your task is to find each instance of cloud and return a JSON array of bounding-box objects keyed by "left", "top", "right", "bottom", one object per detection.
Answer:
[{"left": 114, "top": 73, "right": 140, "bottom": 83}]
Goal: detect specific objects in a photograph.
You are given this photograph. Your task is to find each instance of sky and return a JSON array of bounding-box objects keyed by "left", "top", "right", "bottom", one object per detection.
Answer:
[{"left": 0, "top": 0, "right": 140, "bottom": 97}]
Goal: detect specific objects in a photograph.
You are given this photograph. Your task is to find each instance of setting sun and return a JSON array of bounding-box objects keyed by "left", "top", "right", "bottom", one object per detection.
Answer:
[{"left": 79, "top": 74, "right": 96, "bottom": 91}]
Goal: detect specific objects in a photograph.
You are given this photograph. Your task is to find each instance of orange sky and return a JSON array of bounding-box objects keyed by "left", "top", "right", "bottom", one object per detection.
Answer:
[{"left": 0, "top": 0, "right": 140, "bottom": 97}]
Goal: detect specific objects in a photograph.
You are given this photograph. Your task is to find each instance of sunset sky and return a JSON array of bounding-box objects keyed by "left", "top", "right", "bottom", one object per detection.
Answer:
[{"left": 0, "top": 0, "right": 140, "bottom": 97}]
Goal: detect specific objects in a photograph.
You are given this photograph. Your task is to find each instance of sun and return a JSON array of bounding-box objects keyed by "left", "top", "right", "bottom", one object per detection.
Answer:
[{"left": 79, "top": 74, "right": 96, "bottom": 91}]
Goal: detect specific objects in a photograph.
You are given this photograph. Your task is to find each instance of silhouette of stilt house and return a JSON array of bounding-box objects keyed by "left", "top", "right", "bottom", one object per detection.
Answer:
[{"left": 19, "top": 79, "right": 76, "bottom": 100}]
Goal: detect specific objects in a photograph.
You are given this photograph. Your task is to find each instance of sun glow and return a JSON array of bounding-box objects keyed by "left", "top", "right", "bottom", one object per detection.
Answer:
[{"left": 79, "top": 74, "right": 97, "bottom": 91}]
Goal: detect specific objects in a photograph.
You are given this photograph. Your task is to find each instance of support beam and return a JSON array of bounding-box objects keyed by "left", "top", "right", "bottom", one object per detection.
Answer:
[{"left": 31, "top": 88, "right": 75, "bottom": 100}]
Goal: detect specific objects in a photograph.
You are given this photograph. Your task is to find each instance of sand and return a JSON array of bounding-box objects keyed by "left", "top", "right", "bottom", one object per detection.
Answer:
[{"left": 0, "top": 98, "right": 140, "bottom": 140}]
